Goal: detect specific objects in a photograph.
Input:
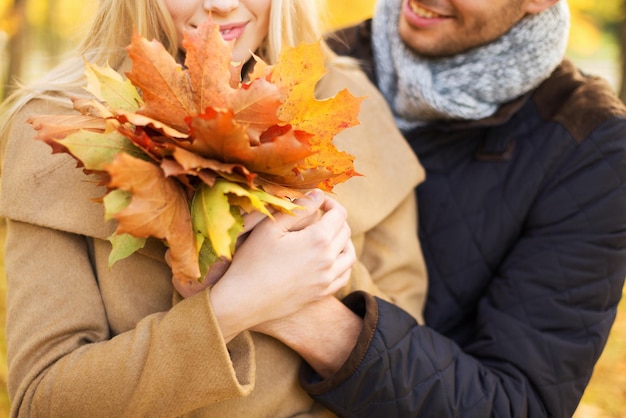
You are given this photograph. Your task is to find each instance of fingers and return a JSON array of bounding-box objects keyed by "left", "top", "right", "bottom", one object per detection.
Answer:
[
  {"left": 209, "top": 192, "right": 356, "bottom": 331},
  {"left": 270, "top": 189, "right": 326, "bottom": 233},
  {"left": 319, "top": 192, "right": 347, "bottom": 215},
  {"left": 245, "top": 190, "right": 345, "bottom": 240},
  {"left": 172, "top": 258, "right": 231, "bottom": 298},
  {"left": 325, "top": 238, "right": 356, "bottom": 296},
  {"left": 317, "top": 209, "right": 352, "bottom": 256},
  {"left": 172, "top": 190, "right": 354, "bottom": 314},
  {"left": 242, "top": 189, "right": 324, "bottom": 235},
  {"left": 299, "top": 195, "right": 350, "bottom": 255},
  {"left": 241, "top": 210, "right": 269, "bottom": 234},
  {"left": 172, "top": 277, "right": 209, "bottom": 299},
  {"left": 254, "top": 192, "right": 351, "bottom": 273},
  {"left": 272, "top": 191, "right": 348, "bottom": 235}
]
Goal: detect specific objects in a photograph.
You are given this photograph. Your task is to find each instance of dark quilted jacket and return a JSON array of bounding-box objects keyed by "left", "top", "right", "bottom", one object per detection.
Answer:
[{"left": 300, "top": 21, "right": 626, "bottom": 417}]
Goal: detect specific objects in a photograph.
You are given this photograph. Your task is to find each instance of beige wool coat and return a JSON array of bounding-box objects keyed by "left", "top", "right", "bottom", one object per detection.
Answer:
[{"left": 0, "top": 63, "right": 426, "bottom": 417}]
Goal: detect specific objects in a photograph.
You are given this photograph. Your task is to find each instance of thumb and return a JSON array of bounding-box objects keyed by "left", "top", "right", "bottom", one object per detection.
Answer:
[{"left": 270, "top": 189, "right": 325, "bottom": 232}]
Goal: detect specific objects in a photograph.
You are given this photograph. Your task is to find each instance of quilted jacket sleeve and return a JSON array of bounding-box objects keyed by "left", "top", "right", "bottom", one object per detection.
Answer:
[{"left": 300, "top": 117, "right": 626, "bottom": 417}]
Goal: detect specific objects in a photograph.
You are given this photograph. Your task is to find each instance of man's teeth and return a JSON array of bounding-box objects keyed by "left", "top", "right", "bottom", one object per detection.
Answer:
[{"left": 409, "top": 1, "right": 441, "bottom": 18}]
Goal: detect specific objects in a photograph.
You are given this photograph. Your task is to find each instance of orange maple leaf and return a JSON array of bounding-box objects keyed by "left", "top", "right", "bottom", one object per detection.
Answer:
[
  {"left": 187, "top": 108, "right": 314, "bottom": 178},
  {"left": 182, "top": 20, "right": 239, "bottom": 111},
  {"left": 126, "top": 34, "right": 197, "bottom": 133}
]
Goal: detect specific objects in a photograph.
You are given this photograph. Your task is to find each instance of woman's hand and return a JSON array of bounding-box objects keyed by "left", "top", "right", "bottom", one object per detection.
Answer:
[
  {"left": 208, "top": 189, "right": 356, "bottom": 341},
  {"left": 171, "top": 190, "right": 323, "bottom": 298},
  {"left": 171, "top": 258, "right": 230, "bottom": 298},
  {"left": 170, "top": 206, "right": 272, "bottom": 298}
]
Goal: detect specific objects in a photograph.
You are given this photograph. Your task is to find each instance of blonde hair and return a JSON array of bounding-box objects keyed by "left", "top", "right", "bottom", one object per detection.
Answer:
[
  {"left": 0, "top": 0, "right": 338, "bottom": 159},
  {"left": 262, "top": 0, "right": 333, "bottom": 63}
]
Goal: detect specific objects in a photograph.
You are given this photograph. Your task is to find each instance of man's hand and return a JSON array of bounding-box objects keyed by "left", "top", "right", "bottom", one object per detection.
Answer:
[{"left": 253, "top": 296, "right": 363, "bottom": 378}]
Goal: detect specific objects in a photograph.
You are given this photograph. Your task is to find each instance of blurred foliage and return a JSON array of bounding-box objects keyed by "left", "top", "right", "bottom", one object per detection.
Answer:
[
  {"left": 0, "top": 0, "right": 18, "bottom": 37},
  {"left": 1, "top": 0, "right": 95, "bottom": 37},
  {"left": 1, "top": 1, "right": 626, "bottom": 417},
  {"left": 321, "top": 0, "right": 376, "bottom": 29},
  {"left": 0, "top": 0, "right": 97, "bottom": 98},
  {"left": 568, "top": 0, "right": 624, "bottom": 56},
  {"left": 574, "top": 290, "right": 626, "bottom": 418}
]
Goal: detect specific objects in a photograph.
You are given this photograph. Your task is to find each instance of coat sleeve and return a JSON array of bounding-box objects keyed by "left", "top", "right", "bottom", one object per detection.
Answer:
[
  {"left": 5, "top": 220, "right": 255, "bottom": 418},
  {"left": 301, "top": 117, "right": 626, "bottom": 417},
  {"left": 3, "top": 101, "right": 256, "bottom": 417}
]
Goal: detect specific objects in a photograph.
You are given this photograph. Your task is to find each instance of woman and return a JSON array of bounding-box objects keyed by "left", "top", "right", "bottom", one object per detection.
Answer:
[{"left": 0, "top": 0, "right": 426, "bottom": 416}]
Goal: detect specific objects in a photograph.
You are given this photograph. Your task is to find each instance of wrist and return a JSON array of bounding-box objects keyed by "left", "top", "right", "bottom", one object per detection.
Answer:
[
  {"left": 261, "top": 297, "right": 363, "bottom": 378},
  {"left": 209, "top": 278, "right": 256, "bottom": 342}
]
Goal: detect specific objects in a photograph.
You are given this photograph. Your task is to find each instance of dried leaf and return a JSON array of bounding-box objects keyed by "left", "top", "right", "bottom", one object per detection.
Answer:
[
  {"left": 188, "top": 108, "right": 313, "bottom": 177},
  {"left": 103, "top": 189, "right": 132, "bottom": 220},
  {"left": 29, "top": 114, "right": 106, "bottom": 142},
  {"left": 182, "top": 20, "right": 237, "bottom": 111},
  {"left": 231, "top": 77, "right": 281, "bottom": 141},
  {"left": 191, "top": 180, "right": 244, "bottom": 259},
  {"left": 58, "top": 129, "right": 143, "bottom": 171},
  {"left": 105, "top": 153, "right": 200, "bottom": 282},
  {"left": 108, "top": 233, "right": 147, "bottom": 267},
  {"left": 126, "top": 32, "right": 196, "bottom": 132},
  {"left": 85, "top": 61, "right": 143, "bottom": 111}
]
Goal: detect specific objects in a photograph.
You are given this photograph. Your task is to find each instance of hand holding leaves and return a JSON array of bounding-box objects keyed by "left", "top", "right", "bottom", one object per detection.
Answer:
[{"left": 28, "top": 18, "right": 363, "bottom": 284}]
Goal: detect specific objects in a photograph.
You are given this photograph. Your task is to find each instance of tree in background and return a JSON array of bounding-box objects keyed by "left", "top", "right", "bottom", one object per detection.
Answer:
[
  {"left": 321, "top": 0, "right": 375, "bottom": 29},
  {"left": 0, "top": 0, "right": 25, "bottom": 100},
  {"left": 566, "top": 0, "right": 626, "bottom": 100},
  {"left": 0, "top": 0, "right": 96, "bottom": 100},
  {"left": 568, "top": 0, "right": 621, "bottom": 55},
  {"left": 620, "top": 0, "right": 626, "bottom": 101}
]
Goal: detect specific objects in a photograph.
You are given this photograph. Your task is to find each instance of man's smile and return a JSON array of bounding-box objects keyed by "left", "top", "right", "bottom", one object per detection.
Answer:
[{"left": 407, "top": 0, "right": 445, "bottom": 19}]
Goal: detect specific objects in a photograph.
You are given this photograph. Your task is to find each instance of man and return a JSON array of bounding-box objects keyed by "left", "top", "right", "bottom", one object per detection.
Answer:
[{"left": 255, "top": 0, "right": 626, "bottom": 416}]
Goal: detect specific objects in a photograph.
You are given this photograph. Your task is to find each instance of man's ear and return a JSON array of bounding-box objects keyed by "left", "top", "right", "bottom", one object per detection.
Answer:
[{"left": 524, "top": 0, "right": 559, "bottom": 15}]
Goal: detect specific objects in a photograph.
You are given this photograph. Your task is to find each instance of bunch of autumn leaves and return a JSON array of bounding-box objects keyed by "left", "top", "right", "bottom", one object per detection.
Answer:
[{"left": 28, "top": 20, "right": 363, "bottom": 284}]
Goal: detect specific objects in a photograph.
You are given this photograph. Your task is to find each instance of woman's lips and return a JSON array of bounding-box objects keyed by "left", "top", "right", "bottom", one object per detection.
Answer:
[{"left": 219, "top": 23, "right": 247, "bottom": 41}]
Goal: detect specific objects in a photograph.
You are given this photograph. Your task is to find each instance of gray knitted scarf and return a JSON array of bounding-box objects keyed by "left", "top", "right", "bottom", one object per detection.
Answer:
[{"left": 372, "top": 0, "right": 570, "bottom": 130}]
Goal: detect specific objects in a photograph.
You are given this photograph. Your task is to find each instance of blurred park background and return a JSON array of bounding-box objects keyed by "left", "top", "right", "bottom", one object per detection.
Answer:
[{"left": 1, "top": 0, "right": 625, "bottom": 416}]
